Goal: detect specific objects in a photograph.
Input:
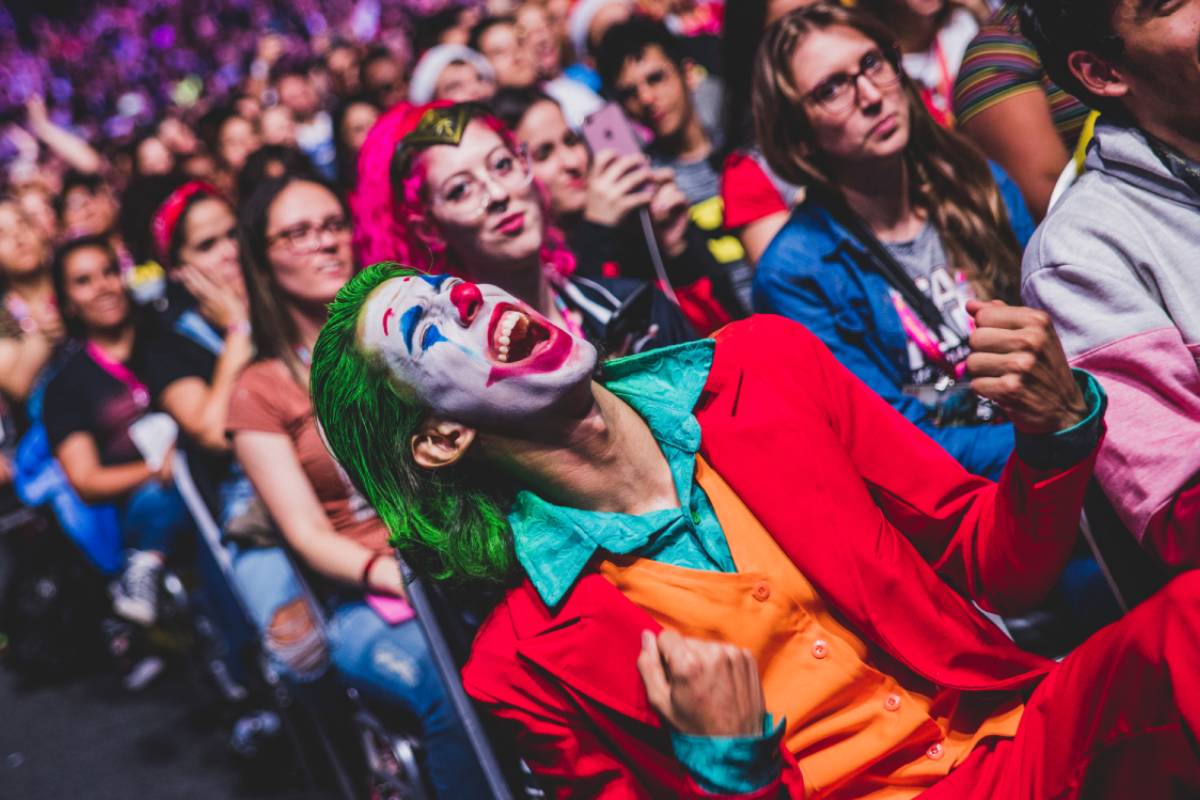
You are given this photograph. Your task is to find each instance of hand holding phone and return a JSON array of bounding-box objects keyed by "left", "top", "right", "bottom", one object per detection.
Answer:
[
  {"left": 582, "top": 103, "right": 655, "bottom": 227},
  {"left": 581, "top": 103, "right": 645, "bottom": 159}
]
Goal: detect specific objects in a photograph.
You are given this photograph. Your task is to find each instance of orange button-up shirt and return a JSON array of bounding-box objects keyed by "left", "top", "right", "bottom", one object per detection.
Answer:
[{"left": 599, "top": 456, "right": 1023, "bottom": 799}]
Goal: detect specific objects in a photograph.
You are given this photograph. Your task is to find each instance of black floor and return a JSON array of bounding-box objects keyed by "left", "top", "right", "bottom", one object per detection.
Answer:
[{"left": 0, "top": 658, "right": 327, "bottom": 800}]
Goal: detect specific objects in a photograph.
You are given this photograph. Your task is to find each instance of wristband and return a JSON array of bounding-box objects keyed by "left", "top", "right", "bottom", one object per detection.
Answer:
[
  {"left": 361, "top": 552, "right": 385, "bottom": 589},
  {"left": 226, "top": 319, "right": 252, "bottom": 337}
]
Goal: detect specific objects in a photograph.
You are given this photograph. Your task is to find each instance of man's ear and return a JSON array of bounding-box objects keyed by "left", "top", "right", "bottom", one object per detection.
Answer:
[
  {"left": 411, "top": 416, "right": 477, "bottom": 470},
  {"left": 1067, "top": 50, "right": 1128, "bottom": 102}
]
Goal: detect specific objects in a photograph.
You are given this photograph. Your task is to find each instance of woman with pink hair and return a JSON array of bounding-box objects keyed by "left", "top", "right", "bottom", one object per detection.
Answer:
[{"left": 359, "top": 101, "right": 692, "bottom": 358}]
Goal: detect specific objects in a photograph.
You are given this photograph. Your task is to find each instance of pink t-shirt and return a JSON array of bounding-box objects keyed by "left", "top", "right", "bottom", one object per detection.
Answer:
[{"left": 227, "top": 359, "right": 390, "bottom": 553}]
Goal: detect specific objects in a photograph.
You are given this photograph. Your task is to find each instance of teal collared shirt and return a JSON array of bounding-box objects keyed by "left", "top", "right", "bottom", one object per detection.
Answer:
[
  {"left": 507, "top": 338, "right": 1107, "bottom": 795},
  {"left": 510, "top": 338, "right": 735, "bottom": 609},
  {"left": 508, "top": 338, "right": 782, "bottom": 794}
]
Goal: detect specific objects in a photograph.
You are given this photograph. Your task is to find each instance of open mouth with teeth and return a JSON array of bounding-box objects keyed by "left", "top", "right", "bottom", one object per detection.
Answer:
[{"left": 490, "top": 304, "right": 552, "bottom": 364}]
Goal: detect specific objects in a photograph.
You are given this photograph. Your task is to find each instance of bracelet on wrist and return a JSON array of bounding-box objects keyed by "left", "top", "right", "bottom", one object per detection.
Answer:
[
  {"left": 361, "top": 552, "right": 386, "bottom": 589},
  {"left": 226, "top": 319, "right": 252, "bottom": 337}
]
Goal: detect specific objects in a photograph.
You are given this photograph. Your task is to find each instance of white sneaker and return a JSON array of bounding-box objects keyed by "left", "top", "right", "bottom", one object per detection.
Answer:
[{"left": 111, "top": 551, "right": 163, "bottom": 626}]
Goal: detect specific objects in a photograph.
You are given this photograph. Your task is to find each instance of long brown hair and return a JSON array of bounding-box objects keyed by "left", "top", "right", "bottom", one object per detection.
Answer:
[
  {"left": 238, "top": 174, "right": 352, "bottom": 386},
  {"left": 752, "top": 4, "right": 1021, "bottom": 302}
]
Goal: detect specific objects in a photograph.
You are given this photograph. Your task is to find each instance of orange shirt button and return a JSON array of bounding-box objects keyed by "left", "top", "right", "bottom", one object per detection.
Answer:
[
  {"left": 926, "top": 742, "right": 945, "bottom": 761},
  {"left": 752, "top": 581, "right": 771, "bottom": 602},
  {"left": 884, "top": 694, "right": 901, "bottom": 712},
  {"left": 811, "top": 639, "right": 829, "bottom": 659}
]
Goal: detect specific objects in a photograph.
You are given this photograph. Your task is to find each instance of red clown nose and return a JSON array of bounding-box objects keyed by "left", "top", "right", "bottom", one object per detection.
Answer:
[{"left": 451, "top": 281, "right": 484, "bottom": 325}]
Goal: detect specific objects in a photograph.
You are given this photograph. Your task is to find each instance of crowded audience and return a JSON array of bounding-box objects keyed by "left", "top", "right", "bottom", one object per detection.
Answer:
[{"left": 1, "top": 0, "right": 1198, "bottom": 798}]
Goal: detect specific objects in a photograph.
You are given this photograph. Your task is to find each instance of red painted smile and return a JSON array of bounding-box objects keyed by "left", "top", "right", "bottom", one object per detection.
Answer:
[{"left": 485, "top": 301, "right": 573, "bottom": 385}]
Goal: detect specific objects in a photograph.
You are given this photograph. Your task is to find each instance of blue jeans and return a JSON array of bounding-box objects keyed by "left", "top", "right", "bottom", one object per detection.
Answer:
[
  {"left": 230, "top": 545, "right": 488, "bottom": 799},
  {"left": 119, "top": 480, "right": 192, "bottom": 555}
]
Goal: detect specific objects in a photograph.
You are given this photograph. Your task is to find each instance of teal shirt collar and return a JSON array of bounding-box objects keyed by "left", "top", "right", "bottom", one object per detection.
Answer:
[{"left": 509, "top": 339, "right": 719, "bottom": 607}]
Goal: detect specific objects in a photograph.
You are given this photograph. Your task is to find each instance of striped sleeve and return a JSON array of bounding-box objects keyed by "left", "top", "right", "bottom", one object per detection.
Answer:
[
  {"left": 952, "top": 14, "right": 1044, "bottom": 127},
  {"left": 952, "top": 5, "right": 1090, "bottom": 146}
]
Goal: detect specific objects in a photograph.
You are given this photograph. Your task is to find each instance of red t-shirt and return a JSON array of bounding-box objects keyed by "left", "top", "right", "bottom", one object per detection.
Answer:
[{"left": 721, "top": 151, "right": 791, "bottom": 231}]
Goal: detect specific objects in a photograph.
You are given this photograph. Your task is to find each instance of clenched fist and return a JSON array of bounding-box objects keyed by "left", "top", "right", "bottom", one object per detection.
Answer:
[
  {"left": 637, "top": 629, "right": 765, "bottom": 737},
  {"left": 965, "top": 300, "right": 1088, "bottom": 434}
]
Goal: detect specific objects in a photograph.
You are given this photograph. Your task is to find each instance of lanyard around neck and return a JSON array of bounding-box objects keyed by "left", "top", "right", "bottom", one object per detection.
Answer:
[
  {"left": 86, "top": 339, "right": 150, "bottom": 410},
  {"left": 889, "top": 286, "right": 972, "bottom": 380}
]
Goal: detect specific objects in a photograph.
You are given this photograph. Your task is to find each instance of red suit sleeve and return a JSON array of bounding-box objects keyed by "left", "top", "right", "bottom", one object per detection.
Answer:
[{"left": 779, "top": 316, "right": 1100, "bottom": 615}]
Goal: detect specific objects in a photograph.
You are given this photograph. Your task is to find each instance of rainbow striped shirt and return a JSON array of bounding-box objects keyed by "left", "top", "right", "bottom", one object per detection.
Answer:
[{"left": 952, "top": 3, "right": 1090, "bottom": 147}]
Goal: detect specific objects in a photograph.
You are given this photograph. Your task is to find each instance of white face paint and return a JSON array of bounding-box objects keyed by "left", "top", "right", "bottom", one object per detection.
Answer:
[{"left": 359, "top": 274, "right": 598, "bottom": 427}]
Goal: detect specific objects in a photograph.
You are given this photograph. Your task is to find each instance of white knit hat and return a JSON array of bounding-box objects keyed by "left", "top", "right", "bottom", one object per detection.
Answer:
[
  {"left": 568, "top": 0, "right": 633, "bottom": 60},
  {"left": 408, "top": 44, "right": 497, "bottom": 104}
]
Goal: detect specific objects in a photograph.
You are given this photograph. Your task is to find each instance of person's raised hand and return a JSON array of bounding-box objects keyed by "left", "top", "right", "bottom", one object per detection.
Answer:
[
  {"left": 584, "top": 150, "right": 655, "bottom": 228},
  {"left": 647, "top": 169, "right": 689, "bottom": 258},
  {"left": 965, "top": 299, "right": 1087, "bottom": 434},
  {"left": 637, "top": 629, "right": 765, "bottom": 737},
  {"left": 24, "top": 95, "right": 49, "bottom": 133},
  {"left": 256, "top": 33, "right": 285, "bottom": 67},
  {"left": 28, "top": 300, "right": 65, "bottom": 344},
  {"left": 176, "top": 264, "right": 249, "bottom": 334}
]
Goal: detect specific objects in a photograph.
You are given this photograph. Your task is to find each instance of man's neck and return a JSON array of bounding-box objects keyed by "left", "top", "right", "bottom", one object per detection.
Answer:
[
  {"left": 834, "top": 155, "right": 924, "bottom": 242},
  {"left": 660, "top": 112, "right": 712, "bottom": 164},
  {"left": 1142, "top": 120, "right": 1200, "bottom": 166},
  {"left": 480, "top": 383, "right": 680, "bottom": 516}
]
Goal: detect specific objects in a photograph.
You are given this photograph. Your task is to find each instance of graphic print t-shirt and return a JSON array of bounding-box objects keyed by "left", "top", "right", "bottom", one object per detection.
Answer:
[{"left": 883, "top": 224, "right": 974, "bottom": 386}]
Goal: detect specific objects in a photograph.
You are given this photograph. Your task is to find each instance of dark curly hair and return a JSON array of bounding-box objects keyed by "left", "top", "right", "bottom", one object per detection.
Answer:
[{"left": 1019, "top": 0, "right": 1126, "bottom": 117}]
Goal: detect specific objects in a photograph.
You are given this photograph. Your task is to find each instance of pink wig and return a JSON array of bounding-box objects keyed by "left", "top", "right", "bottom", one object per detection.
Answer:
[
  {"left": 350, "top": 102, "right": 425, "bottom": 267},
  {"left": 359, "top": 101, "right": 577, "bottom": 279}
]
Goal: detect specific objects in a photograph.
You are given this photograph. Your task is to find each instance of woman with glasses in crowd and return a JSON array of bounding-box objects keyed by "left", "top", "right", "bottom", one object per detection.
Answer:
[
  {"left": 751, "top": 5, "right": 1035, "bottom": 480},
  {"left": 386, "top": 102, "right": 693, "bottom": 358},
  {"left": 492, "top": 87, "right": 740, "bottom": 334},
  {"left": 224, "top": 174, "right": 487, "bottom": 799}
]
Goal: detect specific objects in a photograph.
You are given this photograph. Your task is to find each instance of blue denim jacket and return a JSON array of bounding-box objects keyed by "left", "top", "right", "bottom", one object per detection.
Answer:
[{"left": 752, "top": 164, "right": 1035, "bottom": 480}]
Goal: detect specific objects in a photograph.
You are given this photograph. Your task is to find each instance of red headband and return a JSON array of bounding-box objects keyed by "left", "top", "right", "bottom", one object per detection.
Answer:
[{"left": 151, "top": 181, "right": 223, "bottom": 264}]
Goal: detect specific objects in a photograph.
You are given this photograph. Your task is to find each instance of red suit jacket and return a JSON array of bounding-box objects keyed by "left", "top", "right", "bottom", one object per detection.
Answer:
[{"left": 462, "top": 316, "right": 1099, "bottom": 799}]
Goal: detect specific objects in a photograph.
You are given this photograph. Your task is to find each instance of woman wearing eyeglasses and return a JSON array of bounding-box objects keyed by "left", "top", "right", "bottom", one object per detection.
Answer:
[
  {"left": 226, "top": 175, "right": 488, "bottom": 799},
  {"left": 750, "top": 5, "right": 1035, "bottom": 480},
  {"left": 387, "top": 101, "right": 694, "bottom": 358}
]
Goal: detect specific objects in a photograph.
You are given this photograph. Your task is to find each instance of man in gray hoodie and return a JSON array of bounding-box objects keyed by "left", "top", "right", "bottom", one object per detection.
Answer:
[{"left": 1020, "top": 0, "right": 1200, "bottom": 571}]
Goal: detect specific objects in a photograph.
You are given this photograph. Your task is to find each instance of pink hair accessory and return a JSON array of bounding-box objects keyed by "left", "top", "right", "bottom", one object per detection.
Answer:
[{"left": 151, "top": 181, "right": 222, "bottom": 263}]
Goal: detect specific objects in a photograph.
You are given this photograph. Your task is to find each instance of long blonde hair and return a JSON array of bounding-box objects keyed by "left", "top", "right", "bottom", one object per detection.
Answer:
[{"left": 752, "top": 4, "right": 1021, "bottom": 302}]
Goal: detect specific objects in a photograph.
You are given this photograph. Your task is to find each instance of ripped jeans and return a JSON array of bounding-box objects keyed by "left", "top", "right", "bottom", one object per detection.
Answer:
[{"left": 230, "top": 545, "right": 488, "bottom": 799}]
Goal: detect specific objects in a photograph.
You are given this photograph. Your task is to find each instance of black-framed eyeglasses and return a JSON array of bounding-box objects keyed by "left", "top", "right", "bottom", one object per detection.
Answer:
[
  {"left": 804, "top": 49, "right": 902, "bottom": 115},
  {"left": 266, "top": 215, "right": 352, "bottom": 254}
]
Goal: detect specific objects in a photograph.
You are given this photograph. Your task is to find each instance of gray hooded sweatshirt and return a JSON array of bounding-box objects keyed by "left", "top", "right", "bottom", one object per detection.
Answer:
[{"left": 1022, "top": 121, "right": 1200, "bottom": 567}]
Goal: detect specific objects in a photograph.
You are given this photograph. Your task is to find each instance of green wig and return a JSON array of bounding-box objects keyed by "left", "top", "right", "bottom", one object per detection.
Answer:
[{"left": 310, "top": 261, "right": 518, "bottom": 586}]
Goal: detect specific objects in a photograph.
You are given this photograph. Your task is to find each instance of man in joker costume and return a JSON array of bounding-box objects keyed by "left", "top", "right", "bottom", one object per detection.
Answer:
[{"left": 311, "top": 262, "right": 1200, "bottom": 799}]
